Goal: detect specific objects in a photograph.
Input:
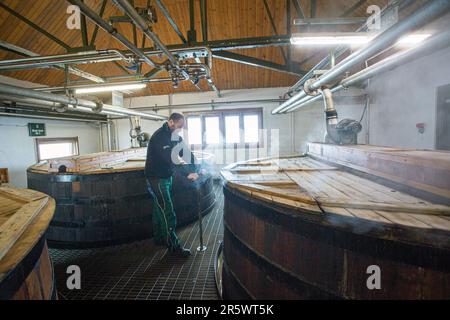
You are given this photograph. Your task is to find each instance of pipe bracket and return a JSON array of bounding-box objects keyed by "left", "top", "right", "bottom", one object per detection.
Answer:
[{"left": 304, "top": 78, "right": 320, "bottom": 96}]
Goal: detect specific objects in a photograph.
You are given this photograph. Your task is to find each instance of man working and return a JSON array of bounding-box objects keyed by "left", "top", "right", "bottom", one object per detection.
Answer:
[{"left": 145, "top": 113, "right": 200, "bottom": 257}]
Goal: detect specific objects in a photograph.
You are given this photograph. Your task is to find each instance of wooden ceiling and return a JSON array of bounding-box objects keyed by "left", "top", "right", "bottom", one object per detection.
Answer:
[{"left": 0, "top": 0, "right": 389, "bottom": 97}]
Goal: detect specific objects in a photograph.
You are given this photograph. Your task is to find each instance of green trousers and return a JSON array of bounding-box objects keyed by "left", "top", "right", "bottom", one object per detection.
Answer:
[{"left": 147, "top": 177, "right": 180, "bottom": 249}]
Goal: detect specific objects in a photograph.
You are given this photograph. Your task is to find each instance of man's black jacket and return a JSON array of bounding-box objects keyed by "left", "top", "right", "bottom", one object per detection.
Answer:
[{"left": 145, "top": 122, "right": 197, "bottom": 179}]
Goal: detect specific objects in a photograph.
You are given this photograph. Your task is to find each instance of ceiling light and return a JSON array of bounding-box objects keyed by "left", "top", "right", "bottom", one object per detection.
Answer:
[
  {"left": 290, "top": 32, "right": 432, "bottom": 47},
  {"left": 396, "top": 33, "right": 431, "bottom": 46},
  {"left": 290, "top": 33, "right": 371, "bottom": 46},
  {"left": 75, "top": 83, "right": 146, "bottom": 94}
]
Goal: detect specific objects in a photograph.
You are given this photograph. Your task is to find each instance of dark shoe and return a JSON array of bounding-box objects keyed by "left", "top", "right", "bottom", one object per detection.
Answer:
[{"left": 171, "top": 246, "right": 191, "bottom": 257}]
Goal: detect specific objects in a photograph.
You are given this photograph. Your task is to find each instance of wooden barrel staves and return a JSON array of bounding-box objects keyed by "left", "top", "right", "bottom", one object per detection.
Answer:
[
  {"left": 0, "top": 187, "right": 57, "bottom": 300},
  {"left": 221, "top": 149, "right": 450, "bottom": 300},
  {"left": 26, "top": 149, "right": 215, "bottom": 248}
]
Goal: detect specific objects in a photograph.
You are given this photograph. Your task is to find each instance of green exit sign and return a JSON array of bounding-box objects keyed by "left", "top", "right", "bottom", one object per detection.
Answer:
[{"left": 28, "top": 123, "right": 46, "bottom": 137}]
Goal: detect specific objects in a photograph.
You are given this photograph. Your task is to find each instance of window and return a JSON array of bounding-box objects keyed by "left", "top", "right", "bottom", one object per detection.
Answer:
[
  {"left": 36, "top": 137, "right": 79, "bottom": 162},
  {"left": 187, "top": 117, "right": 202, "bottom": 145},
  {"left": 244, "top": 114, "right": 259, "bottom": 143},
  {"left": 184, "top": 108, "right": 263, "bottom": 148},
  {"left": 205, "top": 116, "right": 220, "bottom": 144},
  {"left": 225, "top": 115, "right": 240, "bottom": 144}
]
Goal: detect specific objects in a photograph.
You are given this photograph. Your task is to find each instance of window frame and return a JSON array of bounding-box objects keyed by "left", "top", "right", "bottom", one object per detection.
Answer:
[
  {"left": 35, "top": 137, "right": 80, "bottom": 162},
  {"left": 184, "top": 108, "right": 263, "bottom": 149}
]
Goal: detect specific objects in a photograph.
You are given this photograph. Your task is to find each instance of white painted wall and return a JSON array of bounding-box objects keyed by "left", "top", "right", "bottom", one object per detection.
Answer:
[
  {"left": 121, "top": 87, "right": 293, "bottom": 156},
  {"left": 118, "top": 86, "right": 366, "bottom": 177},
  {"left": 2, "top": 41, "right": 444, "bottom": 187},
  {"left": 367, "top": 46, "right": 450, "bottom": 149},
  {"left": 0, "top": 117, "right": 102, "bottom": 188},
  {"left": 293, "top": 89, "right": 368, "bottom": 153}
]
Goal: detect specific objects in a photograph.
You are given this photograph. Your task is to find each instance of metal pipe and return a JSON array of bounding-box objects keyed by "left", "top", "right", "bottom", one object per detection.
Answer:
[
  {"left": 321, "top": 88, "right": 341, "bottom": 144},
  {"left": 0, "top": 40, "right": 105, "bottom": 83},
  {"left": 0, "top": 50, "right": 134, "bottom": 72},
  {"left": 0, "top": 94, "right": 120, "bottom": 118},
  {"left": 283, "top": 86, "right": 342, "bottom": 113},
  {"left": 285, "top": 0, "right": 416, "bottom": 96},
  {"left": 341, "top": 28, "right": 450, "bottom": 88},
  {"left": 112, "top": 0, "right": 178, "bottom": 67},
  {"left": 310, "top": 0, "right": 450, "bottom": 91},
  {"left": 0, "top": 94, "right": 63, "bottom": 108},
  {"left": 285, "top": 26, "right": 450, "bottom": 113},
  {"left": 99, "top": 123, "right": 104, "bottom": 152},
  {"left": 0, "top": 93, "right": 132, "bottom": 118},
  {"left": 1, "top": 50, "right": 104, "bottom": 64},
  {"left": 106, "top": 120, "right": 112, "bottom": 152},
  {"left": 0, "top": 83, "right": 167, "bottom": 121},
  {"left": 68, "top": 0, "right": 160, "bottom": 69},
  {"left": 0, "top": 47, "right": 210, "bottom": 70},
  {"left": 322, "top": 88, "right": 338, "bottom": 125},
  {"left": 133, "top": 98, "right": 286, "bottom": 111},
  {"left": 33, "top": 58, "right": 216, "bottom": 93},
  {"left": 274, "top": 0, "right": 450, "bottom": 114},
  {"left": 0, "top": 112, "right": 108, "bottom": 123}
]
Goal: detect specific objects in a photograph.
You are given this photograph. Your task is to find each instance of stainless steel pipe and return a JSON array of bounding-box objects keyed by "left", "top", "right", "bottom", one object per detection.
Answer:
[
  {"left": 285, "top": 27, "right": 450, "bottom": 113},
  {"left": 274, "top": 0, "right": 450, "bottom": 114},
  {"left": 68, "top": 0, "right": 161, "bottom": 69},
  {"left": 0, "top": 83, "right": 167, "bottom": 121}
]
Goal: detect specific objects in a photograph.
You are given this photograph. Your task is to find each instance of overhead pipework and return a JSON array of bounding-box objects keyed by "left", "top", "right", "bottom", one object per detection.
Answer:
[
  {"left": 272, "top": 0, "right": 450, "bottom": 115},
  {"left": 0, "top": 49, "right": 136, "bottom": 72},
  {"left": 0, "top": 83, "right": 167, "bottom": 121},
  {"left": 283, "top": 28, "right": 450, "bottom": 114},
  {"left": 284, "top": 0, "right": 417, "bottom": 98},
  {"left": 129, "top": 116, "right": 150, "bottom": 148},
  {"left": 66, "top": 0, "right": 219, "bottom": 94}
]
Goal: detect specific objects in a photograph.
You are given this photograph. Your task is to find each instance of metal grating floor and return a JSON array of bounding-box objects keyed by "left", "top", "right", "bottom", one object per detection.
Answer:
[{"left": 49, "top": 182, "right": 224, "bottom": 300}]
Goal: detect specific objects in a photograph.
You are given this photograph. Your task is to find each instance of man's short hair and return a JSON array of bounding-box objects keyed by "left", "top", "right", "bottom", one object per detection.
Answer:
[{"left": 169, "top": 113, "right": 184, "bottom": 122}]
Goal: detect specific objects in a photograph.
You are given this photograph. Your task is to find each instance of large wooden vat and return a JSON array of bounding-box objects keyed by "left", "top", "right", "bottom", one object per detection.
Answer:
[
  {"left": 0, "top": 187, "right": 57, "bottom": 300},
  {"left": 221, "top": 144, "right": 450, "bottom": 300},
  {"left": 27, "top": 148, "right": 215, "bottom": 248}
]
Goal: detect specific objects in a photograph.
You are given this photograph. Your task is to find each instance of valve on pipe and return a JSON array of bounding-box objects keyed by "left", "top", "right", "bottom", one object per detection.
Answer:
[{"left": 129, "top": 116, "right": 150, "bottom": 148}]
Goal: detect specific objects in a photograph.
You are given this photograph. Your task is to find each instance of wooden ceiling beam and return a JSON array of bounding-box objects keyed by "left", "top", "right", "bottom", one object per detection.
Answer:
[{"left": 0, "top": 2, "right": 71, "bottom": 51}]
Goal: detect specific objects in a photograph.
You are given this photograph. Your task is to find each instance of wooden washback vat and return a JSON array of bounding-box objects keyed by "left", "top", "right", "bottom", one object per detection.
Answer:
[
  {"left": 27, "top": 148, "right": 215, "bottom": 248},
  {"left": 221, "top": 143, "right": 450, "bottom": 299},
  {"left": 0, "top": 187, "right": 56, "bottom": 300}
]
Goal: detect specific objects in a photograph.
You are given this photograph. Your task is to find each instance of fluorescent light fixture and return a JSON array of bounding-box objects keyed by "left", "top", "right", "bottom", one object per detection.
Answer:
[
  {"left": 396, "top": 33, "right": 431, "bottom": 45},
  {"left": 291, "top": 33, "right": 370, "bottom": 46},
  {"left": 75, "top": 83, "right": 146, "bottom": 94},
  {"left": 291, "top": 32, "right": 432, "bottom": 47}
]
